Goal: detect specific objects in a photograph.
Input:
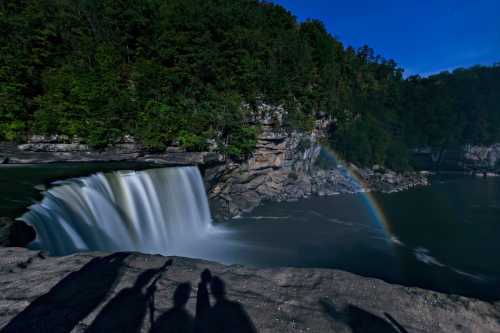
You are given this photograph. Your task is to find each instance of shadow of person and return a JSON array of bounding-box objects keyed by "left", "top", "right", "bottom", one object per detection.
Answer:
[
  {"left": 0, "top": 252, "right": 129, "bottom": 333},
  {"left": 150, "top": 282, "right": 194, "bottom": 333},
  {"left": 195, "top": 269, "right": 212, "bottom": 333},
  {"left": 384, "top": 313, "right": 409, "bottom": 333},
  {"left": 347, "top": 305, "right": 402, "bottom": 333},
  {"left": 85, "top": 259, "right": 172, "bottom": 333},
  {"left": 206, "top": 276, "right": 257, "bottom": 333},
  {"left": 320, "top": 300, "right": 407, "bottom": 333}
]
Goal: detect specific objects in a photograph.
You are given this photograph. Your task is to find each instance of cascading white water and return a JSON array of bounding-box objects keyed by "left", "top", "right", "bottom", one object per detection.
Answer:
[{"left": 20, "top": 166, "right": 218, "bottom": 256}]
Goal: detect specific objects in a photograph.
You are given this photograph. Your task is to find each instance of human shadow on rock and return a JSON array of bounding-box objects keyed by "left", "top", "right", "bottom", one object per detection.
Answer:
[
  {"left": 194, "top": 269, "right": 212, "bottom": 333},
  {"left": 205, "top": 276, "right": 257, "bottom": 333},
  {"left": 347, "top": 305, "right": 405, "bottom": 333},
  {"left": 150, "top": 282, "right": 194, "bottom": 333},
  {"left": 320, "top": 300, "right": 407, "bottom": 333},
  {"left": 0, "top": 253, "right": 129, "bottom": 333},
  {"left": 85, "top": 259, "right": 172, "bottom": 333}
]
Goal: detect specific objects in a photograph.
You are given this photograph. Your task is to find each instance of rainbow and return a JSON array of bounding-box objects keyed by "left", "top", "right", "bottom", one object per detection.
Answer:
[{"left": 319, "top": 146, "right": 396, "bottom": 240}]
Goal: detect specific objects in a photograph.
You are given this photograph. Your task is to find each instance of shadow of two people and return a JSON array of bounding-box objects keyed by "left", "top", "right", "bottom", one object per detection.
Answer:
[
  {"left": 85, "top": 259, "right": 173, "bottom": 333},
  {"left": 151, "top": 269, "right": 257, "bottom": 333}
]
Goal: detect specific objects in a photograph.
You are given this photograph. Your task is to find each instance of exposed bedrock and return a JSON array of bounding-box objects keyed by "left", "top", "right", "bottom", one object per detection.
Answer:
[
  {"left": 204, "top": 105, "right": 428, "bottom": 219},
  {"left": 0, "top": 248, "right": 498, "bottom": 333},
  {"left": 0, "top": 139, "right": 221, "bottom": 165}
]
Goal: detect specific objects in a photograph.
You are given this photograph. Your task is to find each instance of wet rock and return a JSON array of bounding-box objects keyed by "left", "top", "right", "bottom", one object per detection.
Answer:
[
  {"left": 0, "top": 218, "right": 36, "bottom": 247},
  {"left": 0, "top": 248, "right": 498, "bottom": 333}
]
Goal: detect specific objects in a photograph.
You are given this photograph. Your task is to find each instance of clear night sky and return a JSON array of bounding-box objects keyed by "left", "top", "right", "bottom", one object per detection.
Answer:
[{"left": 271, "top": 0, "right": 500, "bottom": 77}]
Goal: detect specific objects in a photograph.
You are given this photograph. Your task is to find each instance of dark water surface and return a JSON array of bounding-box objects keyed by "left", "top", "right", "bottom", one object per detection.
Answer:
[
  {"left": 226, "top": 175, "right": 500, "bottom": 301},
  {"left": 1, "top": 165, "right": 499, "bottom": 301}
]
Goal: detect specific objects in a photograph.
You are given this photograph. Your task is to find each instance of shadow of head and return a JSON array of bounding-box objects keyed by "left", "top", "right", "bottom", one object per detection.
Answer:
[
  {"left": 347, "top": 305, "right": 403, "bottom": 333},
  {"left": 173, "top": 282, "right": 192, "bottom": 308},
  {"left": 201, "top": 268, "right": 212, "bottom": 284},
  {"left": 210, "top": 276, "right": 226, "bottom": 302}
]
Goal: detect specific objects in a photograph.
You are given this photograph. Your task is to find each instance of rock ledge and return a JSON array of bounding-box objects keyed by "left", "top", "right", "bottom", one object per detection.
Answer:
[{"left": 0, "top": 248, "right": 498, "bottom": 333}]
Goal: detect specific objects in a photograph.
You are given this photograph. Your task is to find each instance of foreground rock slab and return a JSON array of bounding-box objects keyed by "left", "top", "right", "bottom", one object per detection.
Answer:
[{"left": 0, "top": 248, "right": 498, "bottom": 333}]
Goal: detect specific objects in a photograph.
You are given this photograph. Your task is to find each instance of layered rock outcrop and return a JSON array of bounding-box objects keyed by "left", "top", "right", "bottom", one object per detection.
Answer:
[
  {"left": 464, "top": 144, "right": 500, "bottom": 174},
  {"left": 412, "top": 144, "right": 500, "bottom": 175},
  {"left": 205, "top": 121, "right": 325, "bottom": 217},
  {"left": 204, "top": 105, "right": 428, "bottom": 218},
  {"left": 0, "top": 248, "right": 498, "bottom": 333},
  {"left": 0, "top": 136, "right": 221, "bottom": 165}
]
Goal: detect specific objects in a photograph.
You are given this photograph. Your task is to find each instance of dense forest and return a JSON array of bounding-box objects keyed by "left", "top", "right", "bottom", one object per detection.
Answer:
[{"left": 1, "top": 0, "right": 499, "bottom": 168}]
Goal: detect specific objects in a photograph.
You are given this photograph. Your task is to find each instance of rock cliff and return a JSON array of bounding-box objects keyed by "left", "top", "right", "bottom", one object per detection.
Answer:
[
  {"left": 204, "top": 105, "right": 427, "bottom": 218},
  {"left": 0, "top": 248, "right": 498, "bottom": 333},
  {"left": 0, "top": 136, "right": 221, "bottom": 165},
  {"left": 412, "top": 144, "right": 500, "bottom": 175}
]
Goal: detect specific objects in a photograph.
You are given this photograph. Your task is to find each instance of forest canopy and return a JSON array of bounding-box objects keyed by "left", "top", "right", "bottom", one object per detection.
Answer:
[{"left": 1, "top": 0, "right": 499, "bottom": 167}]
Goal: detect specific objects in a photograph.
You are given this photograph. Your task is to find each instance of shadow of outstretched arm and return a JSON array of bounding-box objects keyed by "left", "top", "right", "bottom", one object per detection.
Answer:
[
  {"left": 85, "top": 259, "right": 172, "bottom": 333},
  {"left": 0, "top": 253, "right": 129, "bottom": 333}
]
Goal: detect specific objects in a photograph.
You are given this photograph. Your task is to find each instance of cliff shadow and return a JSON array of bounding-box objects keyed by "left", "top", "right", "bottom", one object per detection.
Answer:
[
  {"left": 85, "top": 259, "right": 172, "bottom": 333},
  {"left": 0, "top": 252, "right": 129, "bottom": 333}
]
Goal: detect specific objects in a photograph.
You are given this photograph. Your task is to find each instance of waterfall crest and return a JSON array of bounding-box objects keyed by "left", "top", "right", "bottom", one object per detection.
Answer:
[{"left": 21, "top": 166, "right": 215, "bottom": 256}]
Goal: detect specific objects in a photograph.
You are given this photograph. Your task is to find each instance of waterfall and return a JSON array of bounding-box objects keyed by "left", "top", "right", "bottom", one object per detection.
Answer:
[{"left": 20, "top": 166, "right": 217, "bottom": 256}]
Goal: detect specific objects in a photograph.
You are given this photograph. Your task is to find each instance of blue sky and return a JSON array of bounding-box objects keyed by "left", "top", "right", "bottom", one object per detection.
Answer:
[{"left": 271, "top": 0, "right": 500, "bottom": 77}]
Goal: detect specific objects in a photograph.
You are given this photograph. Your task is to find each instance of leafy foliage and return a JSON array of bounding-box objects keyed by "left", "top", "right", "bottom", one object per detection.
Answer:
[{"left": 1, "top": 1, "right": 499, "bottom": 168}]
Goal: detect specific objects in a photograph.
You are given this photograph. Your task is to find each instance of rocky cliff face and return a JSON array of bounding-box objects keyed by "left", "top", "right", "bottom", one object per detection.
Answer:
[
  {"left": 0, "top": 248, "right": 498, "bottom": 333},
  {"left": 205, "top": 106, "right": 328, "bottom": 217},
  {"left": 204, "top": 105, "right": 428, "bottom": 219},
  {"left": 412, "top": 144, "right": 500, "bottom": 174},
  {"left": 463, "top": 144, "right": 500, "bottom": 172},
  {"left": 0, "top": 135, "right": 221, "bottom": 165}
]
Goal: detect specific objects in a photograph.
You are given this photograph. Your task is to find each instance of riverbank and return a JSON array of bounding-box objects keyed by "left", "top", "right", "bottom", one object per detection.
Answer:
[
  {"left": 0, "top": 248, "right": 498, "bottom": 333},
  {"left": 0, "top": 141, "right": 221, "bottom": 165}
]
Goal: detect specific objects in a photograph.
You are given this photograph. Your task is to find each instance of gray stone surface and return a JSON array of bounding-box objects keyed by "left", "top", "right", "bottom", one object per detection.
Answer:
[
  {"left": 0, "top": 142, "right": 221, "bottom": 166},
  {"left": 204, "top": 107, "right": 428, "bottom": 219},
  {"left": 0, "top": 248, "right": 498, "bottom": 333}
]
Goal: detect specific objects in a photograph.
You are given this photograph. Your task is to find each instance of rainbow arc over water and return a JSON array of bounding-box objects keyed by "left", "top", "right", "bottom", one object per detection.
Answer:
[{"left": 319, "top": 146, "right": 395, "bottom": 240}]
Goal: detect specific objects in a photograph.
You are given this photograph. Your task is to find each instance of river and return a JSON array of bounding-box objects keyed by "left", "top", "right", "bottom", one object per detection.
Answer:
[{"left": 0, "top": 165, "right": 499, "bottom": 301}]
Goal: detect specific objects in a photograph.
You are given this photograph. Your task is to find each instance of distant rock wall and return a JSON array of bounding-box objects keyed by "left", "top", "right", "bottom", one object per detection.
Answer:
[
  {"left": 0, "top": 135, "right": 221, "bottom": 165},
  {"left": 412, "top": 144, "right": 500, "bottom": 174},
  {"left": 463, "top": 144, "right": 500, "bottom": 171}
]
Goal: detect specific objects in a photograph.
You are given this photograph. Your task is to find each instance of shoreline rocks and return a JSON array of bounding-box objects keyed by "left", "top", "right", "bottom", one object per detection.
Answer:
[
  {"left": 0, "top": 218, "right": 36, "bottom": 248},
  {"left": 0, "top": 248, "right": 498, "bottom": 333},
  {"left": 0, "top": 141, "right": 222, "bottom": 166}
]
